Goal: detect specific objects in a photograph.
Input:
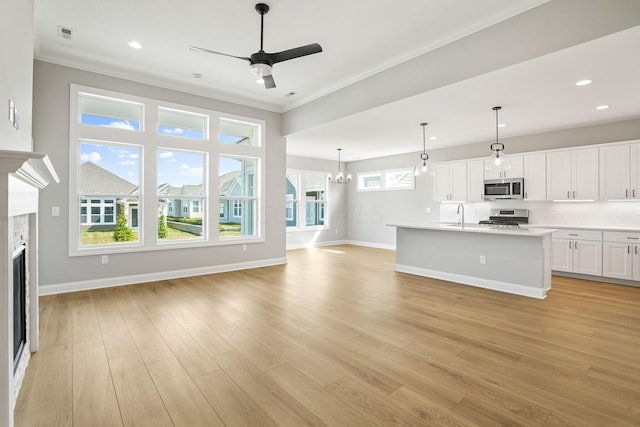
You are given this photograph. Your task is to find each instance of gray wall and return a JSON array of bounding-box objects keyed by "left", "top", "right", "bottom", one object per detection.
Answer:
[
  {"left": 286, "top": 155, "right": 347, "bottom": 248},
  {"left": 344, "top": 152, "right": 438, "bottom": 248},
  {"left": 34, "top": 60, "right": 286, "bottom": 289},
  {"left": 345, "top": 118, "right": 640, "bottom": 248}
]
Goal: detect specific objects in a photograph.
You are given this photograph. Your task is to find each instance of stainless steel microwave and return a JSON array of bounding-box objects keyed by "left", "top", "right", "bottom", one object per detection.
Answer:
[{"left": 484, "top": 178, "right": 524, "bottom": 200}]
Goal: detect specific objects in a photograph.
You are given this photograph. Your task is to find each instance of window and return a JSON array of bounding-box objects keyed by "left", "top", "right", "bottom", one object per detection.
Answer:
[
  {"left": 286, "top": 170, "right": 328, "bottom": 230},
  {"left": 77, "top": 141, "right": 141, "bottom": 246},
  {"left": 219, "top": 118, "right": 259, "bottom": 146},
  {"left": 358, "top": 173, "right": 382, "bottom": 190},
  {"left": 219, "top": 156, "right": 257, "bottom": 238},
  {"left": 357, "top": 168, "right": 414, "bottom": 191},
  {"left": 78, "top": 92, "right": 142, "bottom": 131},
  {"left": 158, "top": 107, "right": 208, "bottom": 140},
  {"left": 233, "top": 200, "right": 242, "bottom": 217},
  {"left": 69, "top": 85, "right": 265, "bottom": 255}
]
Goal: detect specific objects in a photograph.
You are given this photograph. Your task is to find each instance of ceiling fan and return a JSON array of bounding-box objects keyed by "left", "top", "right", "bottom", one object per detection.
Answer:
[{"left": 190, "top": 3, "right": 323, "bottom": 89}]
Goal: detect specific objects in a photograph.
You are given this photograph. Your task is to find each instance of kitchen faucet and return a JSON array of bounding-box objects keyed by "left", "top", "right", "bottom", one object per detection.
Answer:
[{"left": 457, "top": 203, "right": 465, "bottom": 228}]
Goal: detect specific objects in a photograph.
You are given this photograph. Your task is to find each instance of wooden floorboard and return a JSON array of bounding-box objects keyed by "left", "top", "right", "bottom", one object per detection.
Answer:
[{"left": 14, "top": 245, "right": 640, "bottom": 426}]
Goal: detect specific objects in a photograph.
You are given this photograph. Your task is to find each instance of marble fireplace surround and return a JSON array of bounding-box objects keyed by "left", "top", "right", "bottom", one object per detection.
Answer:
[{"left": 0, "top": 149, "right": 58, "bottom": 426}]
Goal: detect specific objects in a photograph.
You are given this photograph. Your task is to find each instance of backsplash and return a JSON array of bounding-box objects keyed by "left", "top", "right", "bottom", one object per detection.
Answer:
[{"left": 440, "top": 200, "right": 640, "bottom": 228}]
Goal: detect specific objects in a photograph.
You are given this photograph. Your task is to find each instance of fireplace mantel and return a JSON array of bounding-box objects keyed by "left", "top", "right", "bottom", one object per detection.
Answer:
[
  {"left": 1, "top": 149, "right": 58, "bottom": 426},
  {"left": 0, "top": 149, "right": 59, "bottom": 188}
]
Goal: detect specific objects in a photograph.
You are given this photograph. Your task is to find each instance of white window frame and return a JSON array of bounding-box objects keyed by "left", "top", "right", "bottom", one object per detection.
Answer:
[
  {"left": 69, "top": 84, "right": 266, "bottom": 256},
  {"left": 286, "top": 169, "right": 329, "bottom": 231},
  {"left": 357, "top": 167, "right": 415, "bottom": 192}
]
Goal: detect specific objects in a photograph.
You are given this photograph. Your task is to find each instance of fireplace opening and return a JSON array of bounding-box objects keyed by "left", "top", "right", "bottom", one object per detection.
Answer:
[{"left": 13, "top": 245, "right": 26, "bottom": 374}]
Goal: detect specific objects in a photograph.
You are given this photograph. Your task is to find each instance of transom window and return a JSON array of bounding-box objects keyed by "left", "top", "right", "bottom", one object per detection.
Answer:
[
  {"left": 69, "top": 85, "right": 265, "bottom": 255},
  {"left": 357, "top": 168, "right": 414, "bottom": 192}
]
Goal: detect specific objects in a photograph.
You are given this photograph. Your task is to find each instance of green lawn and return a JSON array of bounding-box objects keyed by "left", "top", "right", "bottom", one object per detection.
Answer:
[
  {"left": 219, "top": 223, "right": 241, "bottom": 237},
  {"left": 81, "top": 223, "right": 242, "bottom": 244}
]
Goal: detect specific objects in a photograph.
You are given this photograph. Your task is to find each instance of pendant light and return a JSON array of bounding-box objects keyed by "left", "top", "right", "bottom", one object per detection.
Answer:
[
  {"left": 486, "top": 106, "right": 511, "bottom": 172},
  {"left": 327, "top": 148, "right": 351, "bottom": 184},
  {"left": 415, "top": 122, "right": 434, "bottom": 176}
]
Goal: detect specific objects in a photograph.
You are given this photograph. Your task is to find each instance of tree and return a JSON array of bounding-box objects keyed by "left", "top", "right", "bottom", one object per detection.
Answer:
[
  {"left": 158, "top": 214, "right": 168, "bottom": 238},
  {"left": 113, "top": 204, "right": 135, "bottom": 241}
]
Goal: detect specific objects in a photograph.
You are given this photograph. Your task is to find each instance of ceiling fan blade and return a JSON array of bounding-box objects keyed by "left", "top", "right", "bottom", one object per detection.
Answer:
[
  {"left": 269, "top": 43, "right": 323, "bottom": 64},
  {"left": 189, "top": 46, "right": 251, "bottom": 62},
  {"left": 263, "top": 74, "right": 276, "bottom": 89}
]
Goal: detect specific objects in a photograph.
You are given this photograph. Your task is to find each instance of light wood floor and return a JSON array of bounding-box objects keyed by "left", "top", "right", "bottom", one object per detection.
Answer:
[{"left": 15, "top": 245, "right": 640, "bottom": 426}]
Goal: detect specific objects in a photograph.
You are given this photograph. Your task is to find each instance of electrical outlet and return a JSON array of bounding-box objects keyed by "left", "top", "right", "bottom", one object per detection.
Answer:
[
  {"left": 101, "top": 255, "right": 109, "bottom": 264},
  {"left": 52, "top": 206, "right": 60, "bottom": 216},
  {"left": 479, "top": 255, "right": 486, "bottom": 264},
  {"left": 425, "top": 207, "right": 431, "bottom": 213}
]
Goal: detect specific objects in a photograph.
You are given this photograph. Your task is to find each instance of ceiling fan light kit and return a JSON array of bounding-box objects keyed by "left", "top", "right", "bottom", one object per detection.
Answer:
[{"left": 190, "top": 3, "right": 322, "bottom": 89}]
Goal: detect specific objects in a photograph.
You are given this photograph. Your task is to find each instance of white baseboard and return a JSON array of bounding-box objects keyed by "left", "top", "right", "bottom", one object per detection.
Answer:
[
  {"left": 344, "top": 240, "right": 396, "bottom": 251},
  {"left": 39, "top": 257, "right": 288, "bottom": 296},
  {"left": 395, "top": 264, "right": 548, "bottom": 299},
  {"left": 286, "top": 240, "right": 347, "bottom": 250}
]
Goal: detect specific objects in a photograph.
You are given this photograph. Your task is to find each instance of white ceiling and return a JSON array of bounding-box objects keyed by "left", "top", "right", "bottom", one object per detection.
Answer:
[{"left": 34, "top": 0, "right": 640, "bottom": 162}]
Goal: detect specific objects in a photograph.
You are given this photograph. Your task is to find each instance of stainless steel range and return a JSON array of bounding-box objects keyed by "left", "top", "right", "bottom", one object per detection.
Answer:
[{"left": 479, "top": 209, "right": 529, "bottom": 228}]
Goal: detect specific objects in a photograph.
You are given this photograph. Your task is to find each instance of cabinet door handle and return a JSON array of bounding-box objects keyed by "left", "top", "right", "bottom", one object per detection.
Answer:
[
  {"left": 634, "top": 189, "right": 636, "bottom": 198},
  {"left": 525, "top": 192, "right": 528, "bottom": 199},
  {"left": 629, "top": 245, "right": 632, "bottom": 254},
  {"left": 567, "top": 191, "right": 570, "bottom": 199},
  {"left": 627, "top": 189, "right": 629, "bottom": 198},
  {"left": 627, "top": 237, "right": 639, "bottom": 240},
  {"left": 573, "top": 190, "right": 576, "bottom": 199},
  {"left": 636, "top": 246, "right": 638, "bottom": 255},
  {"left": 569, "top": 241, "right": 572, "bottom": 249},
  {"left": 575, "top": 241, "right": 578, "bottom": 250},
  {"left": 569, "top": 233, "right": 579, "bottom": 236}
]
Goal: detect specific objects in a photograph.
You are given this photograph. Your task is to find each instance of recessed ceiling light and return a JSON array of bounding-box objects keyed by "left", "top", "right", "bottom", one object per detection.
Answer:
[
  {"left": 128, "top": 41, "right": 143, "bottom": 49},
  {"left": 429, "top": 136, "right": 437, "bottom": 140},
  {"left": 285, "top": 92, "right": 296, "bottom": 97},
  {"left": 192, "top": 73, "right": 202, "bottom": 79},
  {"left": 596, "top": 104, "right": 610, "bottom": 110},
  {"left": 576, "top": 79, "right": 592, "bottom": 86},
  {"left": 498, "top": 123, "right": 507, "bottom": 128}
]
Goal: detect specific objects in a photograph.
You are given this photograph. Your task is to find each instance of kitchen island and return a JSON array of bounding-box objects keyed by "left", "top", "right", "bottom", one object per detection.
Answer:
[{"left": 389, "top": 223, "right": 556, "bottom": 299}]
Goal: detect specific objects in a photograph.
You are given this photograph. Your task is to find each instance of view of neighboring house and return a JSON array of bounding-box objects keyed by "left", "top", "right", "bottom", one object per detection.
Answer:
[
  {"left": 80, "top": 162, "right": 250, "bottom": 232},
  {"left": 218, "top": 171, "right": 242, "bottom": 223},
  {"left": 79, "top": 161, "right": 139, "bottom": 229},
  {"left": 157, "top": 183, "right": 204, "bottom": 220}
]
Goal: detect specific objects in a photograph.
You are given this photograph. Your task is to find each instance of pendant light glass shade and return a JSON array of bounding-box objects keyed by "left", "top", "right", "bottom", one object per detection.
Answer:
[
  {"left": 327, "top": 148, "right": 351, "bottom": 184},
  {"left": 415, "top": 122, "right": 434, "bottom": 176},
  {"left": 486, "top": 106, "right": 511, "bottom": 172}
]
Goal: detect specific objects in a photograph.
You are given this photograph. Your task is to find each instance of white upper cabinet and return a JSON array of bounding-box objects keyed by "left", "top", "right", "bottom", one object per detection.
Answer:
[
  {"left": 467, "top": 159, "right": 485, "bottom": 202},
  {"left": 484, "top": 155, "right": 523, "bottom": 180},
  {"left": 434, "top": 161, "right": 467, "bottom": 202},
  {"left": 522, "top": 153, "right": 546, "bottom": 201},
  {"left": 599, "top": 142, "right": 640, "bottom": 200},
  {"left": 547, "top": 147, "right": 598, "bottom": 201}
]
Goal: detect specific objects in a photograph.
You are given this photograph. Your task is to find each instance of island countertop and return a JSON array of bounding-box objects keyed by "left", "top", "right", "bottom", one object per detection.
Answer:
[{"left": 388, "top": 222, "right": 556, "bottom": 237}]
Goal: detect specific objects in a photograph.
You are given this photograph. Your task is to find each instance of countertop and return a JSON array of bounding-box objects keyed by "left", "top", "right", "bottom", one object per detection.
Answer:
[{"left": 388, "top": 222, "right": 556, "bottom": 237}]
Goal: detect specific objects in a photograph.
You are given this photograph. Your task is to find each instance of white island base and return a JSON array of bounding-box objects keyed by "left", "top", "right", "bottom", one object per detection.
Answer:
[{"left": 391, "top": 224, "right": 555, "bottom": 299}]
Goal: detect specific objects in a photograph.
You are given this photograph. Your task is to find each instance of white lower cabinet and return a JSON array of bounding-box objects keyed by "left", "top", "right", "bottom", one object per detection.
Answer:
[
  {"left": 551, "top": 229, "right": 602, "bottom": 276},
  {"left": 603, "top": 231, "right": 640, "bottom": 280}
]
